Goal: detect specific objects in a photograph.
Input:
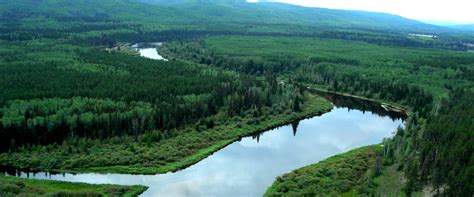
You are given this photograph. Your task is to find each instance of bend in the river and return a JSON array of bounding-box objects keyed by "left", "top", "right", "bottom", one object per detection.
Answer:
[{"left": 3, "top": 92, "right": 405, "bottom": 197}]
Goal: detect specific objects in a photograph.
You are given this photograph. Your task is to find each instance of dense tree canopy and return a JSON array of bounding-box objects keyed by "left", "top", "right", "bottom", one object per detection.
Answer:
[{"left": 162, "top": 35, "right": 474, "bottom": 196}]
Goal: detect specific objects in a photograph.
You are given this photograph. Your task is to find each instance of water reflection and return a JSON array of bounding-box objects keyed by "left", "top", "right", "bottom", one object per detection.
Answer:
[
  {"left": 291, "top": 121, "right": 299, "bottom": 136},
  {"left": 2, "top": 106, "right": 403, "bottom": 197},
  {"left": 309, "top": 89, "right": 407, "bottom": 121}
]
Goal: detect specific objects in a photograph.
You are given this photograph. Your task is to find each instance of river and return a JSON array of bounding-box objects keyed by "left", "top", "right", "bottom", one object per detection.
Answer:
[
  {"left": 2, "top": 92, "right": 405, "bottom": 197},
  {"left": 131, "top": 42, "right": 168, "bottom": 61}
]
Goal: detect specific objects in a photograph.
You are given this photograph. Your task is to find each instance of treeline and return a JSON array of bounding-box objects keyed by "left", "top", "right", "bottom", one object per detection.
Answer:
[
  {"left": 2, "top": 0, "right": 472, "bottom": 52},
  {"left": 4, "top": 26, "right": 468, "bottom": 52},
  {"left": 2, "top": 12, "right": 468, "bottom": 52},
  {"left": 0, "top": 48, "right": 227, "bottom": 106},
  {"left": 162, "top": 36, "right": 473, "bottom": 117},
  {"left": 0, "top": 78, "right": 303, "bottom": 152},
  {"left": 83, "top": 29, "right": 469, "bottom": 51},
  {"left": 417, "top": 90, "right": 473, "bottom": 195},
  {"left": 384, "top": 90, "right": 473, "bottom": 196},
  {"left": 0, "top": 46, "right": 304, "bottom": 152},
  {"left": 295, "top": 64, "right": 434, "bottom": 115},
  {"left": 160, "top": 41, "right": 306, "bottom": 74},
  {"left": 0, "top": 98, "right": 154, "bottom": 152},
  {"left": 161, "top": 37, "right": 474, "bottom": 86},
  {"left": 310, "top": 90, "right": 407, "bottom": 121},
  {"left": 162, "top": 41, "right": 434, "bottom": 114},
  {"left": 317, "top": 31, "right": 469, "bottom": 51}
]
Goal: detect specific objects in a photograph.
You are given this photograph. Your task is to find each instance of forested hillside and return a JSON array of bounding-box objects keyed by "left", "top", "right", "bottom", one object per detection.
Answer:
[{"left": 1, "top": 0, "right": 472, "bottom": 48}]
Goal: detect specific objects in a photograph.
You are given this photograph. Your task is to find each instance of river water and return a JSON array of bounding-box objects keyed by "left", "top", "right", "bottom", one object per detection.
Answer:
[
  {"left": 3, "top": 92, "right": 405, "bottom": 197},
  {"left": 131, "top": 42, "right": 168, "bottom": 61}
]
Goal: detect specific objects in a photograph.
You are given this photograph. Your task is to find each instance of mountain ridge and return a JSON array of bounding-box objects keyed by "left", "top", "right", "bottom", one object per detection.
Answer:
[
  {"left": 1, "top": 0, "right": 468, "bottom": 37},
  {"left": 137, "top": 0, "right": 446, "bottom": 33}
]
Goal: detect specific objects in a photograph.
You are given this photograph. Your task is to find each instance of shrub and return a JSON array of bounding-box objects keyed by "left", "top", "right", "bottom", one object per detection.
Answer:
[
  {"left": 0, "top": 183, "right": 21, "bottom": 194},
  {"left": 106, "top": 186, "right": 128, "bottom": 196}
]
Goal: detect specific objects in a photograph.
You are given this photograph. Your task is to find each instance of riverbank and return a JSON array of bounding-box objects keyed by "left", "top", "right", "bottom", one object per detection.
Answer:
[
  {"left": 0, "top": 175, "right": 147, "bottom": 196},
  {"left": 70, "top": 95, "right": 333, "bottom": 174},
  {"left": 302, "top": 83, "right": 410, "bottom": 115},
  {"left": 265, "top": 145, "right": 383, "bottom": 196},
  {"left": 0, "top": 95, "right": 333, "bottom": 175},
  {"left": 265, "top": 86, "right": 416, "bottom": 196},
  {"left": 105, "top": 42, "right": 140, "bottom": 56}
]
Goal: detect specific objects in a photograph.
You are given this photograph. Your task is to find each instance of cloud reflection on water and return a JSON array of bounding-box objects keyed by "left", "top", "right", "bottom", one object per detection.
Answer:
[{"left": 14, "top": 107, "right": 402, "bottom": 197}]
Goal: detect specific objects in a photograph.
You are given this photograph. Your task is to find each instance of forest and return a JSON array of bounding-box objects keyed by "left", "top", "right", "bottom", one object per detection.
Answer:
[
  {"left": 161, "top": 35, "right": 474, "bottom": 195},
  {"left": 384, "top": 90, "right": 474, "bottom": 195},
  {"left": 0, "top": 38, "right": 316, "bottom": 171},
  {"left": 0, "top": 6, "right": 328, "bottom": 173},
  {"left": 266, "top": 90, "right": 473, "bottom": 195},
  {"left": 0, "top": 0, "right": 473, "bottom": 196},
  {"left": 161, "top": 36, "right": 474, "bottom": 113}
]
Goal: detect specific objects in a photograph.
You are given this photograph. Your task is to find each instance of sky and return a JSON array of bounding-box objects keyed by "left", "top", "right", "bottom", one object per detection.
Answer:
[{"left": 247, "top": 0, "right": 474, "bottom": 24}]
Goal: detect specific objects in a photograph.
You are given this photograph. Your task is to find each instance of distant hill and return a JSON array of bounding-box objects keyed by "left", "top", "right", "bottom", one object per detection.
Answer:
[
  {"left": 422, "top": 20, "right": 474, "bottom": 32},
  {"left": 451, "top": 24, "right": 474, "bottom": 31},
  {"left": 138, "top": 0, "right": 445, "bottom": 33},
  {"left": 0, "top": 0, "right": 449, "bottom": 34}
]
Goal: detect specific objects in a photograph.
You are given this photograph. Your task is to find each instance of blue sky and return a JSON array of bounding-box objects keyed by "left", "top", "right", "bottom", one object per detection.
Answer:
[{"left": 247, "top": 0, "right": 474, "bottom": 24}]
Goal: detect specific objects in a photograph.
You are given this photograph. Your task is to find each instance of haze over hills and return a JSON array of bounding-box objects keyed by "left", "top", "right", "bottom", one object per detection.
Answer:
[
  {"left": 450, "top": 24, "right": 474, "bottom": 31},
  {"left": 0, "top": 0, "right": 452, "bottom": 34},
  {"left": 138, "top": 0, "right": 445, "bottom": 33}
]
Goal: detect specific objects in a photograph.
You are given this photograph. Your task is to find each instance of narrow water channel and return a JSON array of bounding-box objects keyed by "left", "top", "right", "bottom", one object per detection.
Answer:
[{"left": 3, "top": 92, "right": 405, "bottom": 197}]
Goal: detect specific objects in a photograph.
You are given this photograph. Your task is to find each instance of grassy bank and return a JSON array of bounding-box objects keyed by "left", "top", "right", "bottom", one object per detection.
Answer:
[
  {"left": 265, "top": 145, "right": 382, "bottom": 196},
  {"left": 0, "top": 175, "right": 147, "bottom": 196},
  {"left": 69, "top": 95, "right": 333, "bottom": 174},
  {"left": 263, "top": 89, "right": 411, "bottom": 196},
  {"left": 0, "top": 95, "right": 332, "bottom": 174}
]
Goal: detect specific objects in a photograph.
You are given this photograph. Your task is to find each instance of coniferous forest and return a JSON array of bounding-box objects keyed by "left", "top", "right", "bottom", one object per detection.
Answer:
[{"left": 0, "top": 0, "right": 473, "bottom": 196}]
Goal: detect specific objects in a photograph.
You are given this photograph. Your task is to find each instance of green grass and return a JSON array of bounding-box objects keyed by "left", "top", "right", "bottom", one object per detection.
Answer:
[
  {"left": 370, "top": 164, "right": 410, "bottom": 196},
  {"left": 0, "top": 175, "right": 147, "bottom": 196},
  {"left": 265, "top": 145, "right": 382, "bottom": 196},
  {"left": 72, "top": 139, "right": 234, "bottom": 174},
  {"left": 0, "top": 95, "right": 332, "bottom": 174}
]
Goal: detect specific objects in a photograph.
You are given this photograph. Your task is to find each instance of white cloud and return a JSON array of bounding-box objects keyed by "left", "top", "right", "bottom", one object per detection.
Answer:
[{"left": 248, "top": 0, "right": 474, "bottom": 24}]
